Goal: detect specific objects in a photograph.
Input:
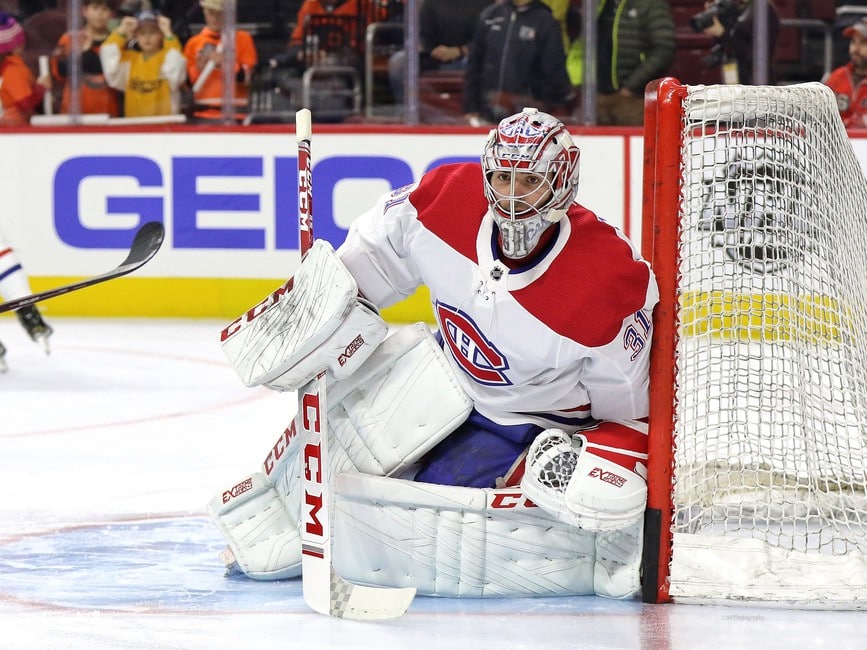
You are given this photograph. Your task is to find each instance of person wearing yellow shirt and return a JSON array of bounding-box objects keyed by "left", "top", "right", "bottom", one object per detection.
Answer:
[{"left": 100, "top": 11, "right": 187, "bottom": 117}]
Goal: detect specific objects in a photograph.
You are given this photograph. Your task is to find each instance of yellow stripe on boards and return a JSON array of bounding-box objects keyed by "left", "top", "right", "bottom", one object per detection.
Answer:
[{"left": 13, "top": 277, "right": 436, "bottom": 324}]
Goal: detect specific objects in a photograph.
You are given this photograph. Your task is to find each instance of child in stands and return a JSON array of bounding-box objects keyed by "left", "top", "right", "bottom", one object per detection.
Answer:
[
  {"left": 0, "top": 12, "right": 51, "bottom": 126},
  {"left": 51, "top": 0, "right": 120, "bottom": 116},
  {"left": 100, "top": 11, "right": 186, "bottom": 117}
]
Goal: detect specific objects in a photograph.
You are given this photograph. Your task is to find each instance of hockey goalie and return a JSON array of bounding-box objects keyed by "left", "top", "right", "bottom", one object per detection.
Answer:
[{"left": 211, "top": 108, "right": 659, "bottom": 599}]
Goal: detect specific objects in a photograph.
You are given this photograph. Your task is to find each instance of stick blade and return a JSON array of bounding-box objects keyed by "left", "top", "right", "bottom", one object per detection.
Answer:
[
  {"left": 302, "top": 565, "right": 416, "bottom": 621},
  {"left": 114, "top": 221, "right": 165, "bottom": 275},
  {"left": 329, "top": 574, "right": 416, "bottom": 621}
]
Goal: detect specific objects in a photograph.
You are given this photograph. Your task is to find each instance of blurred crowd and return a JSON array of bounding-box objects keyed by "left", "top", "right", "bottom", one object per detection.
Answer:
[{"left": 0, "top": 0, "right": 863, "bottom": 126}]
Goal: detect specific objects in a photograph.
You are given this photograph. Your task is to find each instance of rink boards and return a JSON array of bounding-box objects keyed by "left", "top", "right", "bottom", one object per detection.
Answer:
[{"left": 0, "top": 125, "right": 642, "bottom": 319}]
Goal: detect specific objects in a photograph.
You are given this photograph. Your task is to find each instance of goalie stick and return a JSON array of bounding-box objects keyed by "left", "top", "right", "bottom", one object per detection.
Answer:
[
  {"left": 0, "top": 221, "right": 165, "bottom": 314},
  {"left": 295, "top": 108, "right": 416, "bottom": 621}
]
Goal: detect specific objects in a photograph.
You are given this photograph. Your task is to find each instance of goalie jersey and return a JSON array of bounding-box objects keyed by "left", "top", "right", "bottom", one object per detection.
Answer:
[{"left": 337, "top": 162, "right": 658, "bottom": 430}]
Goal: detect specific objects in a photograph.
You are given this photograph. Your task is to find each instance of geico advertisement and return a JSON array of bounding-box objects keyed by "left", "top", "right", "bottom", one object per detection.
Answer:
[{"left": 0, "top": 130, "right": 637, "bottom": 279}]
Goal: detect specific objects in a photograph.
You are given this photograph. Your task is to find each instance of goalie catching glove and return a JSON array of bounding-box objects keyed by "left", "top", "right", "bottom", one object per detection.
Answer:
[{"left": 521, "top": 422, "right": 648, "bottom": 532}]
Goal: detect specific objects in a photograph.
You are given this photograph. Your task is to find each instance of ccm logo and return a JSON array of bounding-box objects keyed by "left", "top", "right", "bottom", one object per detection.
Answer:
[
  {"left": 263, "top": 420, "right": 299, "bottom": 477},
  {"left": 489, "top": 492, "right": 537, "bottom": 509},
  {"left": 337, "top": 334, "right": 365, "bottom": 366},
  {"left": 220, "top": 278, "right": 294, "bottom": 342},
  {"left": 589, "top": 467, "right": 627, "bottom": 487},
  {"left": 301, "top": 390, "right": 326, "bottom": 540},
  {"left": 221, "top": 477, "right": 253, "bottom": 504}
]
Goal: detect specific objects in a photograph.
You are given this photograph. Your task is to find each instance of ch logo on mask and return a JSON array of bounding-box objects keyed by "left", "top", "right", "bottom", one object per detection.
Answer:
[{"left": 500, "top": 120, "right": 543, "bottom": 140}]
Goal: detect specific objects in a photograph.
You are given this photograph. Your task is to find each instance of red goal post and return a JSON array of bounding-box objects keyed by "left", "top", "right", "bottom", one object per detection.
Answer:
[{"left": 640, "top": 77, "right": 867, "bottom": 608}]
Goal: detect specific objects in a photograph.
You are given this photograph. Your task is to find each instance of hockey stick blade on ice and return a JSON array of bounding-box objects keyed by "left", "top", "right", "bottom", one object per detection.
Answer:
[
  {"left": 0, "top": 221, "right": 165, "bottom": 314},
  {"left": 295, "top": 108, "right": 415, "bottom": 621}
]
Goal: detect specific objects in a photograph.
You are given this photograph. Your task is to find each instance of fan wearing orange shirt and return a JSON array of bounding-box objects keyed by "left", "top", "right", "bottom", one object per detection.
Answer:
[
  {"left": 182, "top": 0, "right": 257, "bottom": 121},
  {"left": 289, "top": 0, "right": 368, "bottom": 48},
  {"left": 50, "top": 0, "right": 120, "bottom": 117},
  {"left": 0, "top": 13, "right": 50, "bottom": 126}
]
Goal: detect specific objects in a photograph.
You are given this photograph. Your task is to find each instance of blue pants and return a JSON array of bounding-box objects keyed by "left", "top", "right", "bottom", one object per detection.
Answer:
[{"left": 414, "top": 410, "right": 543, "bottom": 488}]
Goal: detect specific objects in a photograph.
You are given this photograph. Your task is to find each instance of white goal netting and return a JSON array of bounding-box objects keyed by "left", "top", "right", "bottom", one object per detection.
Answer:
[{"left": 666, "top": 83, "right": 867, "bottom": 606}]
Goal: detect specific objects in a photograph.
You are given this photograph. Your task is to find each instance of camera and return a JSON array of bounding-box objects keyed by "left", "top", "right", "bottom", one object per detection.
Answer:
[{"left": 690, "top": 0, "right": 741, "bottom": 33}]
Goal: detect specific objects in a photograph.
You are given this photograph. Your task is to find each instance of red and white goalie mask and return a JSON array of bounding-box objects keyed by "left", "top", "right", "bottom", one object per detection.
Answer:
[{"left": 482, "top": 107, "right": 581, "bottom": 259}]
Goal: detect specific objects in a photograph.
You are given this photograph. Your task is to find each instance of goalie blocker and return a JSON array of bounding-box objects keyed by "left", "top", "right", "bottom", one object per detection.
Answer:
[{"left": 220, "top": 240, "right": 387, "bottom": 391}]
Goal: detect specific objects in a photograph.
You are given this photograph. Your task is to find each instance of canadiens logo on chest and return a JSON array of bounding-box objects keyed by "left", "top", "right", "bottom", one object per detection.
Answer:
[{"left": 436, "top": 302, "right": 511, "bottom": 386}]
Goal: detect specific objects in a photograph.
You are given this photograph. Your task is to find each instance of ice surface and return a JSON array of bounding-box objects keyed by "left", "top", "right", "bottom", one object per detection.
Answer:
[{"left": 0, "top": 318, "right": 862, "bottom": 649}]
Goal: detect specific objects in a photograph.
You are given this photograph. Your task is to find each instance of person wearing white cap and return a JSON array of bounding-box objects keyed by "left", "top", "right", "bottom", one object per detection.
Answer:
[
  {"left": 0, "top": 12, "right": 51, "bottom": 126},
  {"left": 824, "top": 18, "right": 867, "bottom": 128},
  {"left": 182, "top": 0, "right": 257, "bottom": 121}
]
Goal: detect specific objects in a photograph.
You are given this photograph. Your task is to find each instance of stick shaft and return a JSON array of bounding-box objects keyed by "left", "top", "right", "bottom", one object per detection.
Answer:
[
  {"left": 293, "top": 108, "right": 415, "bottom": 620},
  {"left": 296, "top": 108, "right": 313, "bottom": 254},
  {"left": 295, "top": 107, "right": 331, "bottom": 615}
]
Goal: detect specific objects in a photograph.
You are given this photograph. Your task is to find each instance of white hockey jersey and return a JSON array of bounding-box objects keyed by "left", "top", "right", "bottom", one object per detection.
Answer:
[{"left": 337, "top": 162, "right": 659, "bottom": 429}]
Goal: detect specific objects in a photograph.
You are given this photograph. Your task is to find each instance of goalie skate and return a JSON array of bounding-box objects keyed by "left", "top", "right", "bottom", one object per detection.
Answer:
[{"left": 16, "top": 305, "right": 52, "bottom": 354}]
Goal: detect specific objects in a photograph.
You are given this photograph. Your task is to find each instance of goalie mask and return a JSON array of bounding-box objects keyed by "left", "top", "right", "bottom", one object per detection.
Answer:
[{"left": 482, "top": 107, "right": 581, "bottom": 259}]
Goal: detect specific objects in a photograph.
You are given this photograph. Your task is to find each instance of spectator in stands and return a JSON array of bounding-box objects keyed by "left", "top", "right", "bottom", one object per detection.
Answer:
[
  {"left": 183, "top": 0, "right": 257, "bottom": 121},
  {"left": 543, "top": 0, "right": 571, "bottom": 54},
  {"left": 276, "top": 0, "right": 379, "bottom": 73},
  {"left": 50, "top": 0, "right": 120, "bottom": 117},
  {"left": 824, "top": 17, "right": 867, "bottom": 128},
  {"left": 463, "top": 0, "right": 575, "bottom": 126},
  {"left": 100, "top": 11, "right": 186, "bottom": 117},
  {"left": 0, "top": 12, "right": 51, "bottom": 125},
  {"left": 388, "top": 0, "right": 492, "bottom": 104},
  {"left": 593, "top": 0, "right": 675, "bottom": 126},
  {"left": 565, "top": 0, "right": 582, "bottom": 85},
  {"left": 698, "top": 0, "right": 779, "bottom": 85}
]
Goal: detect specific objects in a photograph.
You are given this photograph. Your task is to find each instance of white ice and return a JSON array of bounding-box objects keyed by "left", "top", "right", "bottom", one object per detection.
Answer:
[{"left": 1, "top": 318, "right": 863, "bottom": 650}]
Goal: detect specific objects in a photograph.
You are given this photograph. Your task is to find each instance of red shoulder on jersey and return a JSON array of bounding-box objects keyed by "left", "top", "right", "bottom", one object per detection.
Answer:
[
  {"left": 512, "top": 205, "right": 651, "bottom": 347},
  {"left": 408, "top": 162, "right": 488, "bottom": 262}
]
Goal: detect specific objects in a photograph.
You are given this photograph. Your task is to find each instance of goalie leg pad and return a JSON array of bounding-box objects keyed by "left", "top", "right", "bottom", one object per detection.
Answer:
[
  {"left": 521, "top": 420, "right": 648, "bottom": 532},
  {"left": 207, "top": 471, "right": 302, "bottom": 580},
  {"left": 593, "top": 516, "right": 644, "bottom": 599},
  {"left": 325, "top": 323, "right": 473, "bottom": 478},
  {"left": 331, "top": 472, "right": 597, "bottom": 597},
  {"left": 211, "top": 324, "right": 472, "bottom": 581}
]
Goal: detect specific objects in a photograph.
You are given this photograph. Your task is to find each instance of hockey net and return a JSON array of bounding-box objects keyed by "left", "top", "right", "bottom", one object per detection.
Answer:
[{"left": 641, "top": 78, "right": 867, "bottom": 608}]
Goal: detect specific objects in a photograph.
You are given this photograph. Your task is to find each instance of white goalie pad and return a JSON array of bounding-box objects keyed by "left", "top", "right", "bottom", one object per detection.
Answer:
[
  {"left": 594, "top": 517, "right": 644, "bottom": 599},
  {"left": 220, "top": 239, "right": 387, "bottom": 389},
  {"left": 209, "top": 324, "right": 473, "bottom": 581},
  {"left": 331, "top": 473, "right": 600, "bottom": 598},
  {"left": 207, "top": 472, "right": 302, "bottom": 580},
  {"left": 323, "top": 323, "right": 473, "bottom": 478}
]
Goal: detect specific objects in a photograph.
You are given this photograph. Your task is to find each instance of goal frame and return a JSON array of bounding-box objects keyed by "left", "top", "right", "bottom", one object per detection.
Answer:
[
  {"left": 639, "top": 77, "right": 867, "bottom": 608},
  {"left": 640, "top": 77, "right": 684, "bottom": 605}
]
